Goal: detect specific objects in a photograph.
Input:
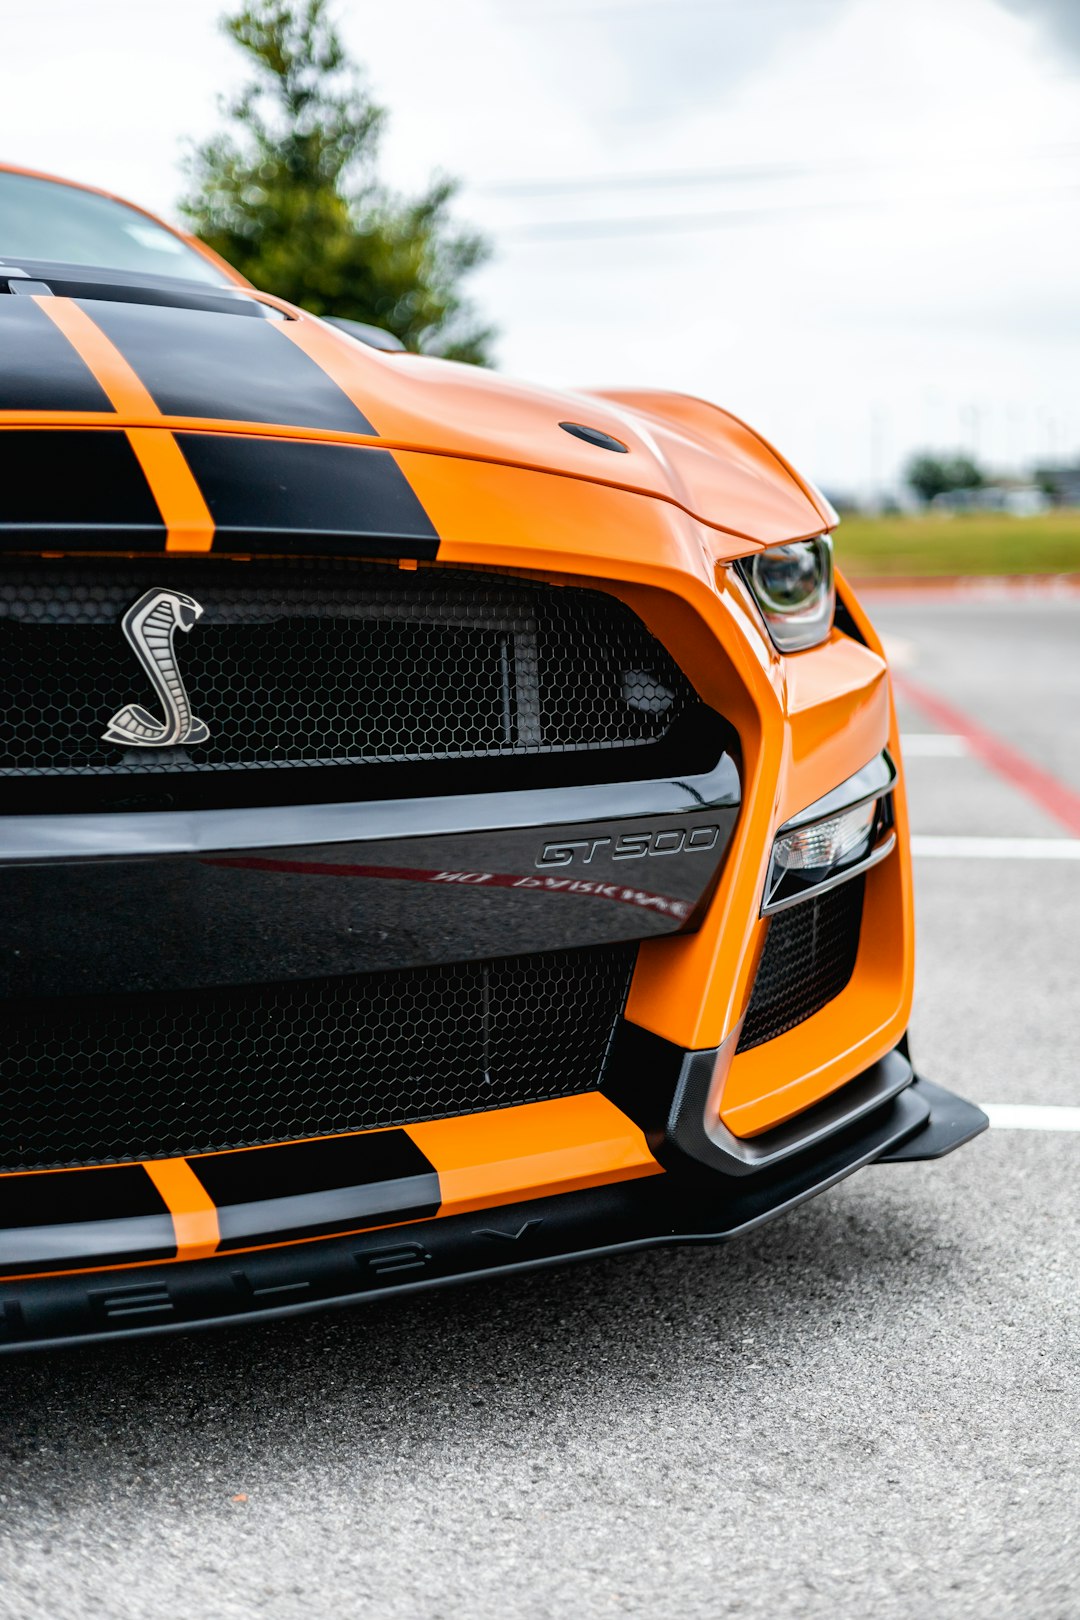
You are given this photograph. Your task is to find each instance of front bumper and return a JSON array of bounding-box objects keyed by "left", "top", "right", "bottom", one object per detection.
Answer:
[{"left": 0, "top": 1067, "right": 986, "bottom": 1352}]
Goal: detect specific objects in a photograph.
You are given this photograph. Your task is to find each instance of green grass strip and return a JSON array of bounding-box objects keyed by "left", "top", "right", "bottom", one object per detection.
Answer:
[{"left": 833, "top": 511, "right": 1080, "bottom": 577}]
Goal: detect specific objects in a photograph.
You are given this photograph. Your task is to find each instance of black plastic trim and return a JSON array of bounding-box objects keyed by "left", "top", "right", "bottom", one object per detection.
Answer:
[
  {"left": 559, "top": 422, "right": 629, "bottom": 453},
  {"left": 0, "top": 265, "right": 273, "bottom": 318},
  {"left": 604, "top": 1020, "right": 920, "bottom": 1178},
  {"left": 760, "top": 752, "right": 897, "bottom": 914},
  {"left": 832, "top": 581, "right": 868, "bottom": 645},
  {"left": 0, "top": 258, "right": 238, "bottom": 300},
  {"left": 322, "top": 317, "right": 406, "bottom": 352},
  {"left": 780, "top": 750, "right": 896, "bottom": 831},
  {"left": 876, "top": 1076, "right": 988, "bottom": 1160},
  {"left": 761, "top": 826, "right": 895, "bottom": 916},
  {"left": 0, "top": 777, "right": 736, "bottom": 995},
  {"left": 666, "top": 1046, "right": 915, "bottom": 1177},
  {"left": 0, "top": 753, "right": 741, "bottom": 862}
]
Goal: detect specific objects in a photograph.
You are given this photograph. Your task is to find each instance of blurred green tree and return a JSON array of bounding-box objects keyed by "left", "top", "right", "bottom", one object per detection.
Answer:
[
  {"left": 904, "top": 453, "right": 986, "bottom": 506},
  {"left": 180, "top": 0, "right": 494, "bottom": 362}
]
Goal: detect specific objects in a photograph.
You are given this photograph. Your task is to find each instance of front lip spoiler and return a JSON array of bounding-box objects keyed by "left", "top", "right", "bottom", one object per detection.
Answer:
[{"left": 0, "top": 1074, "right": 987, "bottom": 1354}]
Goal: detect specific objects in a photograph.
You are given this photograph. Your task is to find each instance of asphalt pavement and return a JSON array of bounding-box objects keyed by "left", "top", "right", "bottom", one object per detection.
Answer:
[{"left": 1, "top": 591, "right": 1078, "bottom": 1620}]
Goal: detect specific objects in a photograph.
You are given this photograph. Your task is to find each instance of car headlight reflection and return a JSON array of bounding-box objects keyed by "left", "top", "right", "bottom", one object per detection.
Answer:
[{"left": 738, "top": 535, "right": 835, "bottom": 652}]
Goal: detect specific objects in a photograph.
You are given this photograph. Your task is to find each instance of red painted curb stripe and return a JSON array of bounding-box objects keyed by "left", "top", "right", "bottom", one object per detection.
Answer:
[{"left": 893, "top": 671, "right": 1080, "bottom": 837}]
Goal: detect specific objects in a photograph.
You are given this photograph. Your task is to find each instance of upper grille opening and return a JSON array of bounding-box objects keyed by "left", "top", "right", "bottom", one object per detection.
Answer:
[{"left": 0, "top": 559, "right": 723, "bottom": 811}]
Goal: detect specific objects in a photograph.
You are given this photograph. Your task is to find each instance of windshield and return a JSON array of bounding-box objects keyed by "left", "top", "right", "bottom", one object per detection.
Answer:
[{"left": 0, "top": 170, "right": 226, "bottom": 285}]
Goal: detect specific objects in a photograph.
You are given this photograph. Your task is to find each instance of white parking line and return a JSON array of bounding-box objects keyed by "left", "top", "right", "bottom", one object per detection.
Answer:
[
  {"left": 982, "top": 1105, "right": 1080, "bottom": 1132},
  {"left": 899, "top": 733, "right": 969, "bottom": 757},
  {"left": 911, "top": 836, "right": 1080, "bottom": 859}
]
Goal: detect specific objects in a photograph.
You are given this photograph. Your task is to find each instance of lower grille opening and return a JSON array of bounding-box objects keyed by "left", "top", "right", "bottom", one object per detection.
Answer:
[
  {"left": 0, "top": 944, "right": 637, "bottom": 1172},
  {"left": 737, "top": 877, "right": 865, "bottom": 1052}
]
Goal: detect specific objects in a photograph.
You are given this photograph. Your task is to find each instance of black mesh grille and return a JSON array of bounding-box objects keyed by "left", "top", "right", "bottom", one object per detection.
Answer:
[
  {"left": 737, "top": 878, "right": 865, "bottom": 1052},
  {"left": 0, "top": 560, "right": 697, "bottom": 782},
  {"left": 0, "top": 944, "right": 636, "bottom": 1172}
]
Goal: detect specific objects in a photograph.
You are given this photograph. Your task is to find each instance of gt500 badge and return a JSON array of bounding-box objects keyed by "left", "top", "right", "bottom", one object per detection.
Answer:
[{"left": 537, "top": 826, "right": 721, "bottom": 869}]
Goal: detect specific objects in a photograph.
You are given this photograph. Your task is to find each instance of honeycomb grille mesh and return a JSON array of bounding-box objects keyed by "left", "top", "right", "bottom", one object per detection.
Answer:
[
  {"left": 737, "top": 877, "right": 865, "bottom": 1052},
  {"left": 0, "top": 560, "right": 695, "bottom": 777},
  {"left": 0, "top": 945, "right": 636, "bottom": 1171}
]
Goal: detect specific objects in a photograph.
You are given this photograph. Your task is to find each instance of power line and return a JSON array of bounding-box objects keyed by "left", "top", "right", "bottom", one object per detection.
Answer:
[
  {"left": 479, "top": 162, "right": 816, "bottom": 198},
  {"left": 496, "top": 181, "right": 1080, "bottom": 242},
  {"left": 475, "top": 142, "right": 1080, "bottom": 199},
  {"left": 503, "top": 203, "right": 819, "bottom": 240},
  {"left": 510, "top": 0, "right": 841, "bottom": 15}
]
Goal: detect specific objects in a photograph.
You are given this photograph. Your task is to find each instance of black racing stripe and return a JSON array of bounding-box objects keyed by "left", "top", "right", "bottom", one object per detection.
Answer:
[
  {"left": 177, "top": 433, "right": 439, "bottom": 558},
  {"left": 0, "top": 1164, "right": 175, "bottom": 1275},
  {"left": 81, "top": 300, "right": 376, "bottom": 434},
  {"left": 188, "top": 1131, "right": 441, "bottom": 1251},
  {"left": 0, "top": 430, "right": 166, "bottom": 550},
  {"left": 0, "top": 299, "right": 114, "bottom": 413}
]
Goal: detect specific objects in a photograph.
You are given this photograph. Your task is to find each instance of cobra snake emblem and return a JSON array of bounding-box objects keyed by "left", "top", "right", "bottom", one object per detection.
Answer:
[{"left": 102, "top": 589, "right": 211, "bottom": 748}]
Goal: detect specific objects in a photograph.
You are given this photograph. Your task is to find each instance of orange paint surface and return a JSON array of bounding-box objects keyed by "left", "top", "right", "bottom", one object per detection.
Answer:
[
  {"left": 407, "top": 1093, "right": 662, "bottom": 1217},
  {"left": 30, "top": 300, "right": 215, "bottom": 551},
  {"left": 270, "top": 313, "right": 824, "bottom": 545},
  {"left": 35, "top": 295, "right": 160, "bottom": 417},
  {"left": 142, "top": 1157, "right": 221, "bottom": 1261},
  {"left": 126, "top": 428, "right": 215, "bottom": 553}
]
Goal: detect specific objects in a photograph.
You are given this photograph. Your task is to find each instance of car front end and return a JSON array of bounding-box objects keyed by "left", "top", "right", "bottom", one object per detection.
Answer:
[{"left": 0, "top": 174, "right": 986, "bottom": 1350}]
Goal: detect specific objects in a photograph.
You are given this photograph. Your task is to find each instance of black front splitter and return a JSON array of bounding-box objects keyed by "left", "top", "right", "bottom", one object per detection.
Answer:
[{"left": 0, "top": 1077, "right": 986, "bottom": 1353}]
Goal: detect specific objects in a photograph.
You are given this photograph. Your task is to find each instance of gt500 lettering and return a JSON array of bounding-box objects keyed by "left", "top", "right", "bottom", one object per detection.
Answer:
[{"left": 536, "top": 825, "right": 721, "bottom": 868}]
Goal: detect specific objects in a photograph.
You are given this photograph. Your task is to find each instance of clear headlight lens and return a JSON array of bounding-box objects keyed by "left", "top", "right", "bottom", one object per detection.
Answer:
[
  {"left": 761, "top": 754, "right": 898, "bottom": 914},
  {"left": 771, "top": 800, "right": 877, "bottom": 878},
  {"left": 739, "top": 535, "right": 835, "bottom": 651}
]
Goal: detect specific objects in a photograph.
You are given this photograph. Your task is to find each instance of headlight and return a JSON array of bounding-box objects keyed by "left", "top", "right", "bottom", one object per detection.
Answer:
[
  {"left": 762, "top": 752, "right": 897, "bottom": 914},
  {"left": 738, "top": 535, "right": 834, "bottom": 652},
  {"left": 771, "top": 799, "right": 877, "bottom": 878}
]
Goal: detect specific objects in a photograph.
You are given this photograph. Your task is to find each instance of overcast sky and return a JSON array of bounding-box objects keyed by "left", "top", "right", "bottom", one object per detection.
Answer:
[{"left": 3, "top": 0, "right": 1078, "bottom": 497}]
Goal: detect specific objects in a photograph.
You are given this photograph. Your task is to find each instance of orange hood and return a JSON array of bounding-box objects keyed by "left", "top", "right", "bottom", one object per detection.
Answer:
[
  {"left": 283, "top": 321, "right": 832, "bottom": 549},
  {"left": 0, "top": 277, "right": 829, "bottom": 553}
]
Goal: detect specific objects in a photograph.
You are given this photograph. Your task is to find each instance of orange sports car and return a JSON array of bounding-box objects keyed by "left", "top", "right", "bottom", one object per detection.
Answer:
[{"left": 0, "top": 165, "right": 986, "bottom": 1351}]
